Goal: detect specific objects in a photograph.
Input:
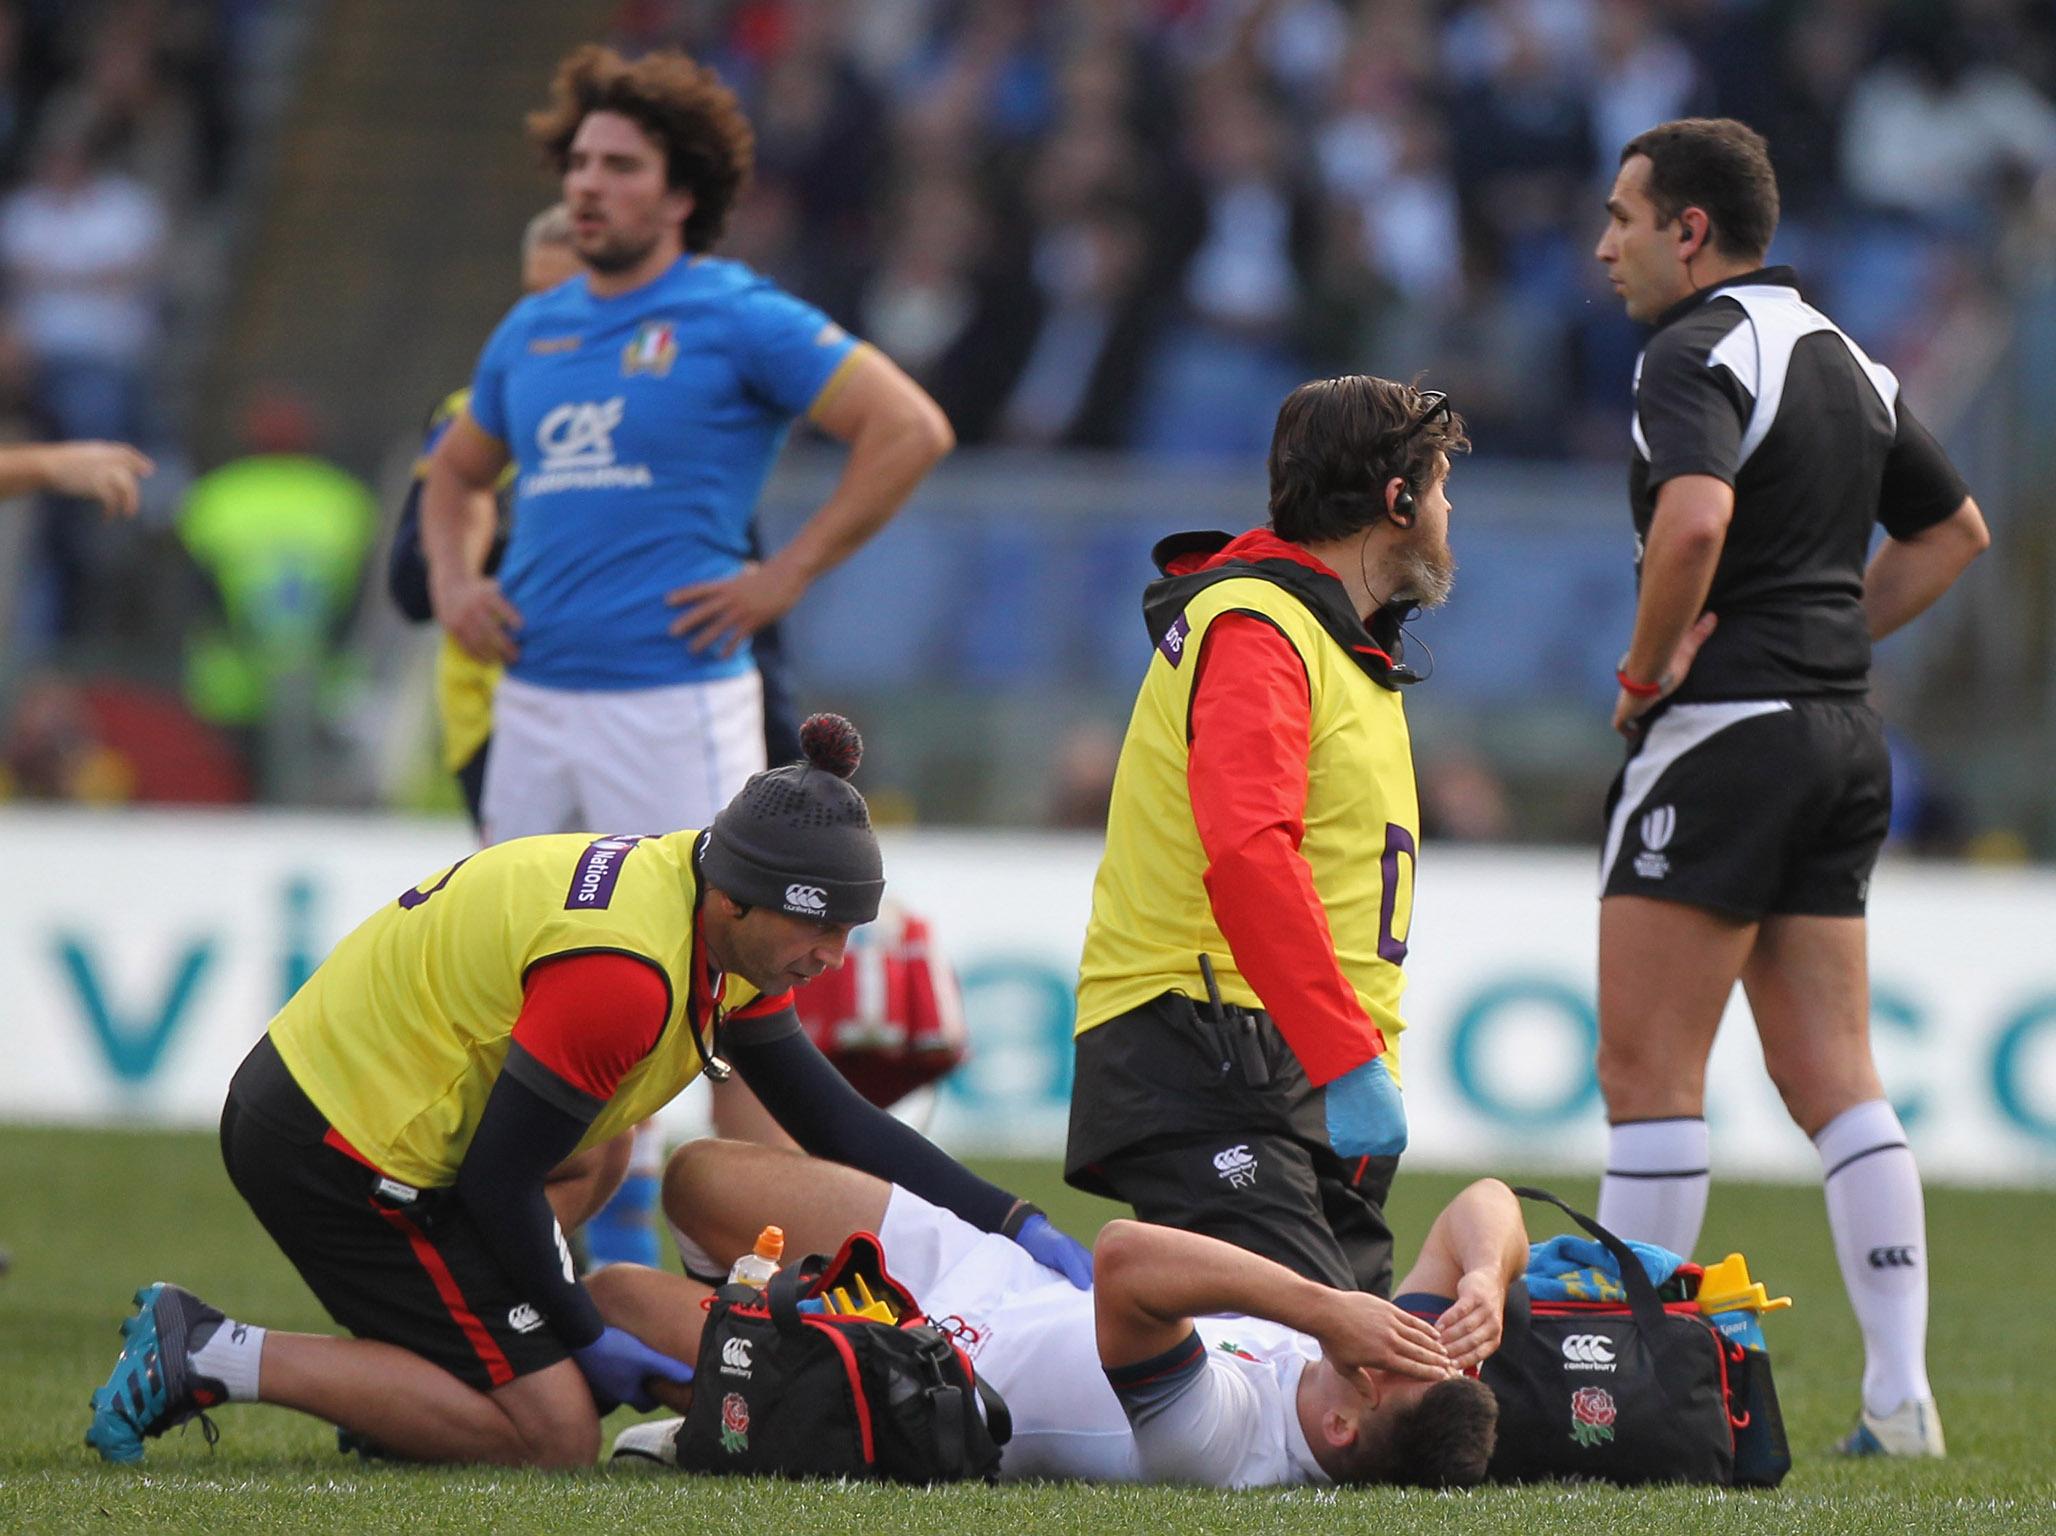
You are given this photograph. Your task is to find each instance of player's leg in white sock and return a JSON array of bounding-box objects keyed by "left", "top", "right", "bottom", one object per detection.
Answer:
[
  {"left": 1595, "top": 897, "right": 1753, "bottom": 1261},
  {"left": 1814, "top": 1098, "right": 1932, "bottom": 1417},
  {"left": 188, "top": 1311, "right": 267, "bottom": 1403},
  {"left": 1597, "top": 1117, "right": 1711, "bottom": 1257}
]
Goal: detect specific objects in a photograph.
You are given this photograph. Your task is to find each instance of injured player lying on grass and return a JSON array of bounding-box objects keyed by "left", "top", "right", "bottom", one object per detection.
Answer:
[{"left": 599, "top": 1140, "right": 1525, "bottom": 1487}]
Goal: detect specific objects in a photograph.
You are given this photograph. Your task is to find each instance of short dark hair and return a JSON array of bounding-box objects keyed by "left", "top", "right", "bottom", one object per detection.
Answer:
[
  {"left": 1621, "top": 117, "right": 1779, "bottom": 261},
  {"left": 1267, "top": 376, "right": 1469, "bottom": 545},
  {"left": 1346, "top": 1375, "right": 1499, "bottom": 1488},
  {"left": 527, "top": 44, "right": 754, "bottom": 253}
]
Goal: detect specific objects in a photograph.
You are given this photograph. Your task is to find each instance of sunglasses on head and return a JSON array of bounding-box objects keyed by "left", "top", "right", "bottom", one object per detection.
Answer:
[{"left": 1399, "top": 389, "right": 1451, "bottom": 440}]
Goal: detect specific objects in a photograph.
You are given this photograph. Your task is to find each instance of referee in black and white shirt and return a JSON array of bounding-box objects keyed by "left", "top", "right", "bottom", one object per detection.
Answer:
[{"left": 1588, "top": 118, "right": 1988, "bottom": 1460}]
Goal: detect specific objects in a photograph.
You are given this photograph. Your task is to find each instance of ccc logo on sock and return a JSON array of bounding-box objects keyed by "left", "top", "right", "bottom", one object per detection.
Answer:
[{"left": 1866, "top": 1245, "right": 1918, "bottom": 1269}]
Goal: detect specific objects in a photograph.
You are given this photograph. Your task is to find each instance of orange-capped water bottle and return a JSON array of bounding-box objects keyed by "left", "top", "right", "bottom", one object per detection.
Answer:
[{"left": 727, "top": 1225, "right": 785, "bottom": 1290}]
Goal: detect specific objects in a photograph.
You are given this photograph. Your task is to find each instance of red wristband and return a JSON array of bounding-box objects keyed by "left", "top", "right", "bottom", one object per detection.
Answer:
[{"left": 1615, "top": 669, "right": 1664, "bottom": 699}]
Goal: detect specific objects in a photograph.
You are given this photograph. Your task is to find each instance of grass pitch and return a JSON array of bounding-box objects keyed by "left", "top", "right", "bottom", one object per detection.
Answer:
[{"left": 1, "top": 1124, "right": 2050, "bottom": 1534}]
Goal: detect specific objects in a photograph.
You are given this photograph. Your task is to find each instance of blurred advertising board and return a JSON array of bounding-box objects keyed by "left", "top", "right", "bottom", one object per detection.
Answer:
[{"left": 3, "top": 809, "right": 2051, "bottom": 1183}]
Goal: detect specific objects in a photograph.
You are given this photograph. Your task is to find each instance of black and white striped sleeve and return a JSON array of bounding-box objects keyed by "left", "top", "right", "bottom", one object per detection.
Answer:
[{"left": 1634, "top": 317, "right": 1752, "bottom": 490}]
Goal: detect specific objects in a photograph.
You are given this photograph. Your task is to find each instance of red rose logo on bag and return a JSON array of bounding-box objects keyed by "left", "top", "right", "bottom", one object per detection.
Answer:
[
  {"left": 719, "top": 1391, "right": 751, "bottom": 1454},
  {"left": 1569, "top": 1385, "right": 1618, "bottom": 1447}
]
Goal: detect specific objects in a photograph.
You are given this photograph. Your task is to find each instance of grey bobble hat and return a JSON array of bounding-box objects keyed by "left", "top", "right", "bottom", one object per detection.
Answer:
[{"left": 700, "top": 713, "right": 884, "bottom": 925}]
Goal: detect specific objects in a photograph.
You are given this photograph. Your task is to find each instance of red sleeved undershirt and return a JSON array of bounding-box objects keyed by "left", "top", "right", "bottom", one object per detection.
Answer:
[
  {"left": 1188, "top": 612, "right": 1387, "bottom": 1086},
  {"left": 511, "top": 952, "right": 672, "bottom": 1101},
  {"left": 728, "top": 987, "right": 795, "bottom": 1020}
]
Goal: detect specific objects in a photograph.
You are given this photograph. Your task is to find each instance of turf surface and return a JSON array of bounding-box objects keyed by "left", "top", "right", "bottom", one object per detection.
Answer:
[{"left": 1, "top": 1124, "right": 2049, "bottom": 1533}]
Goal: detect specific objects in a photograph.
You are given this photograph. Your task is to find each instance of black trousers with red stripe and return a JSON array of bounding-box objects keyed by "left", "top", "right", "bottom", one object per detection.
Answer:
[{"left": 220, "top": 1035, "right": 568, "bottom": 1392}]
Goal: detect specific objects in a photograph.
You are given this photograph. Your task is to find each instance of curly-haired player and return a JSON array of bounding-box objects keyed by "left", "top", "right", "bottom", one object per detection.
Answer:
[
  {"left": 420, "top": 44, "right": 954, "bottom": 1235},
  {"left": 420, "top": 43, "right": 952, "bottom": 846},
  {"left": 84, "top": 718, "right": 1091, "bottom": 1469}
]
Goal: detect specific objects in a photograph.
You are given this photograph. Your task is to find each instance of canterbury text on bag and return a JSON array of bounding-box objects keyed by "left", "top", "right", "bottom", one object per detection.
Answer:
[
  {"left": 674, "top": 1231, "right": 1011, "bottom": 1483},
  {"left": 1479, "top": 1187, "right": 1790, "bottom": 1487}
]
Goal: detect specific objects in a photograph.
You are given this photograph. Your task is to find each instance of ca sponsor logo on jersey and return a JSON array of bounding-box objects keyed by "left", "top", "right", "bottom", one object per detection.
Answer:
[
  {"left": 720, "top": 1336, "right": 754, "bottom": 1377},
  {"left": 784, "top": 883, "right": 827, "bottom": 914},
  {"left": 529, "top": 333, "right": 582, "bottom": 355},
  {"left": 525, "top": 397, "right": 652, "bottom": 494},
  {"left": 1634, "top": 803, "right": 1675, "bottom": 879},
  {"left": 507, "top": 1303, "right": 546, "bottom": 1334},
  {"left": 1868, "top": 1245, "right": 1918, "bottom": 1269},
  {"left": 1561, "top": 1333, "right": 1617, "bottom": 1372},
  {"left": 538, "top": 398, "right": 623, "bottom": 466},
  {"left": 1213, "top": 1143, "right": 1258, "bottom": 1189},
  {"left": 622, "top": 321, "right": 678, "bottom": 377}
]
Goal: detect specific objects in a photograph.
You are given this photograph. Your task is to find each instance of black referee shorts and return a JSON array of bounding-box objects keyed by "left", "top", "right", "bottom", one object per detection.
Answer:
[
  {"left": 221, "top": 1036, "right": 569, "bottom": 1393},
  {"left": 1601, "top": 697, "right": 1890, "bottom": 919}
]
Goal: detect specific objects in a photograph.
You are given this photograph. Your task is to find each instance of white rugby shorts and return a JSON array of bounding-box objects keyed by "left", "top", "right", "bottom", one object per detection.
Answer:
[{"left": 480, "top": 670, "right": 766, "bottom": 843}]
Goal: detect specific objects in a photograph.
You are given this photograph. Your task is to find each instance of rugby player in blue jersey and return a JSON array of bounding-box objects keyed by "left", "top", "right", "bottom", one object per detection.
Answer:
[{"left": 420, "top": 44, "right": 953, "bottom": 844}]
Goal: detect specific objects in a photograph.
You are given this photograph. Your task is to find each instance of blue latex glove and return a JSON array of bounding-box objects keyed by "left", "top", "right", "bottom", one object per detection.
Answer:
[
  {"left": 571, "top": 1326, "right": 695, "bottom": 1413},
  {"left": 1015, "top": 1212, "right": 1095, "bottom": 1289},
  {"left": 1325, "top": 1055, "right": 1407, "bottom": 1159}
]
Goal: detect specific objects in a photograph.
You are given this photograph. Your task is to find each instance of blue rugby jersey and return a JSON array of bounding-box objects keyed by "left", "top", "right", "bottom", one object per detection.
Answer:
[{"left": 468, "top": 255, "right": 860, "bottom": 690}]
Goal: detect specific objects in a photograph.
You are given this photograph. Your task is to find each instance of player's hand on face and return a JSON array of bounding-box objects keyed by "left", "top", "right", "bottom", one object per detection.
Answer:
[
  {"left": 1317, "top": 1292, "right": 1458, "bottom": 1392},
  {"left": 1613, "top": 612, "right": 1718, "bottom": 737},
  {"left": 1435, "top": 1268, "right": 1506, "bottom": 1370},
  {"left": 433, "top": 572, "right": 522, "bottom": 665},
  {"left": 43, "top": 441, "right": 155, "bottom": 518},
  {"left": 665, "top": 560, "right": 808, "bottom": 657}
]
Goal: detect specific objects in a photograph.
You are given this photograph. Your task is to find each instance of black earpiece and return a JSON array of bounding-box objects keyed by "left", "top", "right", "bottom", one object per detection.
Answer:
[{"left": 1389, "top": 485, "right": 1416, "bottom": 529}]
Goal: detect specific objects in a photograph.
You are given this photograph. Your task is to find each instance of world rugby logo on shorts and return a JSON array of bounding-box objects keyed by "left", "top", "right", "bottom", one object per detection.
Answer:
[
  {"left": 1561, "top": 1333, "right": 1617, "bottom": 1372},
  {"left": 1634, "top": 804, "right": 1676, "bottom": 879},
  {"left": 1213, "top": 1144, "right": 1258, "bottom": 1189},
  {"left": 784, "top": 883, "right": 827, "bottom": 914}
]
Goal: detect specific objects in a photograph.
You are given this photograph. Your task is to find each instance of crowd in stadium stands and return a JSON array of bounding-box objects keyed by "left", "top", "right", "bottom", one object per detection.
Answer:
[
  {"left": 0, "top": 0, "right": 249, "bottom": 641},
  {"left": 0, "top": 2, "right": 276, "bottom": 803},
  {"left": 1, "top": 0, "right": 2052, "bottom": 817},
  {"left": 609, "top": 0, "right": 2056, "bottom": 461}
]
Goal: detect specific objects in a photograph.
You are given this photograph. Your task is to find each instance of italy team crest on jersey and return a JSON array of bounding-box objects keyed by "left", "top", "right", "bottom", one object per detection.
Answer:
[{"left": 622, "top": 321, "right": 679, "bottom": 377}]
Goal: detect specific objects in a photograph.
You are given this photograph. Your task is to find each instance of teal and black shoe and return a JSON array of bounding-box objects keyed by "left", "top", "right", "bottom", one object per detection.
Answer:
[{"left": 85, "top": 1283, "right": 225, "bottom": 1464}]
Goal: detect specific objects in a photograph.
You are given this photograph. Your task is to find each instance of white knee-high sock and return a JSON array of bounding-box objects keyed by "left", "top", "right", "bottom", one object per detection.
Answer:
[
  {"left": 1815, "top": 1099, "right": 1932, "bottom": 1416},
  {"left": 1597, "top": 1117, "right": 1711, "bottom": 1258}
]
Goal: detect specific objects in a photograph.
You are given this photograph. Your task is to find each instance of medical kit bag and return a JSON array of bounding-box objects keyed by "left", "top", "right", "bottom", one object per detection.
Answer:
[
  {"left": 673, "top": 1230, "right": 1011, "bottom": 1483},
  {"left": 1479, "top": 1187, "right": 1789, "bottom": 1487}
]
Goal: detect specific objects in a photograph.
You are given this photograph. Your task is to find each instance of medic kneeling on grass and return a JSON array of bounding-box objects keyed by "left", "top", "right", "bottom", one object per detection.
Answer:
[{"left": 84, "top": 716, "right": 1090, "bottom": 1469}]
